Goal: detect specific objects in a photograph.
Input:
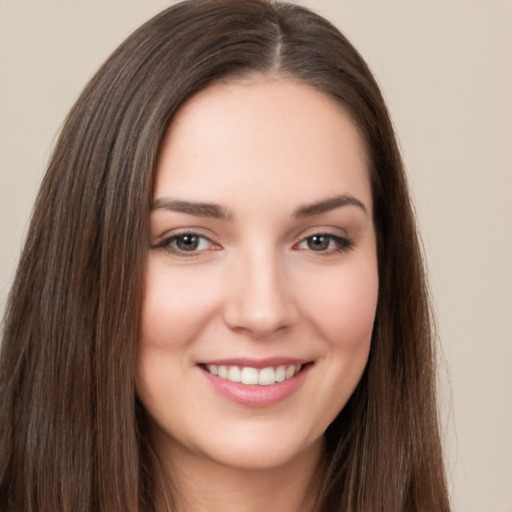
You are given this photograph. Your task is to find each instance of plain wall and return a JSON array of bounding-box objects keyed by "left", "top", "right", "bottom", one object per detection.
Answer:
[{"left": 0, "top": 1, "right": 511, "bottom": 511}]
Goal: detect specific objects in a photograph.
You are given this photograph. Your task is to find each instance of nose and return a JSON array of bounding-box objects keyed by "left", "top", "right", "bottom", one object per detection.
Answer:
[{"left": 223, "top": 247, "right": 299, "bottom": 338}]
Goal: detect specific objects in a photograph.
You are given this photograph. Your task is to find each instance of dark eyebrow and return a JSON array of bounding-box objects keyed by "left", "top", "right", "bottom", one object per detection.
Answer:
[
  {"left": 294, "top": 194, "right": 368, "bottom": 217},
  {"left": 151, "top": 198, "right": 231, "bottom": 219},
  {"left": 152, "top": 194, "right": 366, "bottom": 219}
]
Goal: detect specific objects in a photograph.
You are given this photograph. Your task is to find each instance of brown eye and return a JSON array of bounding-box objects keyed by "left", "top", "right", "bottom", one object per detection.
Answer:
[
  {"left": 154, "top": 233, "right": 216, "bottom": 255},
  {"left": 296, "top": 233, "right": 354, "bottom": 254},
  {"left": 307, "top": 235, "right": 330, "bottom": 251},
  {"left": 175, "top": 234, "right": 200, "bottom": 251}
]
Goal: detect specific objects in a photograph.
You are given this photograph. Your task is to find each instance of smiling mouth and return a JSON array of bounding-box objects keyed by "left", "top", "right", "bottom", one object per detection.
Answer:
[{"left": 200, "top": 363, "right": 311, "bottom": 386}]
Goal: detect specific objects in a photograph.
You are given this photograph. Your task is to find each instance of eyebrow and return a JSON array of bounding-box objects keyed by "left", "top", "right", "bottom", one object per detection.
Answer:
[
  {"left": 151, "top": 193, "right": 367, "bottom": 219},
  {"left": 294, "top": 194, "right": 368, "bottom": 217},
  {"left": 151, "top": 198, "right": 231, "bottom": 218}
]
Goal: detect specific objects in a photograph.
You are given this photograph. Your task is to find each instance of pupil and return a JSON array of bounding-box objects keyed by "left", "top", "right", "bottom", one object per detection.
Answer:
[
  {"left": 308, "top": 235, "right": 329, "bottom": 251},
  {"left": 177, "top": 235, "right": 199, "bottom": 251}
]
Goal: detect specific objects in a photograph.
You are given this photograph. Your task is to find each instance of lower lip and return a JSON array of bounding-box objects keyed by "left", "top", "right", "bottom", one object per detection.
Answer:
[{"left": 199, "top": 365, "right": 312, "bottom": 407}]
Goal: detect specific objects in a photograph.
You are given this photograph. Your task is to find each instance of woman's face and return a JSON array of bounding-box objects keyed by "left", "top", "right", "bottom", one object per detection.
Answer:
[{"left": 137, "top": 76, "right": 378, "bottom": 471}]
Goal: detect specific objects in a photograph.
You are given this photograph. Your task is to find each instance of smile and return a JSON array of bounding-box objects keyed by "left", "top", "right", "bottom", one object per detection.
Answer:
[
  {"left": 198, "top": 359, "right": 313, "bottom": 406},
  {"left": 204, "top": 364, "right": 302, "bottom": 385}
]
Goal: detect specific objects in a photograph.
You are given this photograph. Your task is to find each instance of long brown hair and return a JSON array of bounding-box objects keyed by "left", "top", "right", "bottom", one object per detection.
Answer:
[{"left": 0, "top": 1, "right": 450, "bottom": 510}]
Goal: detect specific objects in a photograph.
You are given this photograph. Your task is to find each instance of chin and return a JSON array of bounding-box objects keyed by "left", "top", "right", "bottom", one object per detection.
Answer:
[{"left": 190, "top": 428, "right": 324, "bottom": 472}]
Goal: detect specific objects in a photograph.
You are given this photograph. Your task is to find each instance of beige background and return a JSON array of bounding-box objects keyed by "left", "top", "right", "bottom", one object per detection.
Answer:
[{"left": 0, "top": 1, "right": 511, "bottom": 510}]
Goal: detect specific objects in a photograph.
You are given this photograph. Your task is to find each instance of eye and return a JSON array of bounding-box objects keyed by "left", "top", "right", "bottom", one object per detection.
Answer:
[
  {"left": 295, "top": 233, "right": 353, "bottom": 253},
  {"left": 154, "top": 232, "right": 217, "bottom": 255}
]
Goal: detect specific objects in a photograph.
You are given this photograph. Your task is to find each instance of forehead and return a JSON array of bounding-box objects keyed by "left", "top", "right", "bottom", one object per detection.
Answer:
[{"left": 155, "top": 76, "right": 372, "bottom": 215}]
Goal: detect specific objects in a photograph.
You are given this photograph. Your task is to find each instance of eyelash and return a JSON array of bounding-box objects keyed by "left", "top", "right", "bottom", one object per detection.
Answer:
[
  {"left": 294, "top": 233, "right": 354, "bottom": 254},
  {"left": 153, "top": 232, "right": 218, "bottom": 257},
  {"left": 153, "top": 232, "right": 354, "bottom": 257}
]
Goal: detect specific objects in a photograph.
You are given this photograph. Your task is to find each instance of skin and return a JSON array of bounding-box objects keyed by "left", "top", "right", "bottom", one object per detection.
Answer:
[{"left": 137, "top": 75, "right": 379, "bottom": 512}]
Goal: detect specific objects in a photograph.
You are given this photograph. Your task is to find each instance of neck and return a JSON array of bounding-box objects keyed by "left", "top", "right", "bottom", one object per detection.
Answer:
[{"left": 153, "top": 437, "right": 324, "bottom": 512}]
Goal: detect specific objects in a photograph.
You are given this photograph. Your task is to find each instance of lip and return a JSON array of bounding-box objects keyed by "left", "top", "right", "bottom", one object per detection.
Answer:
[{"left": 197, "top": 359, "right": 314, "bottom": 407}]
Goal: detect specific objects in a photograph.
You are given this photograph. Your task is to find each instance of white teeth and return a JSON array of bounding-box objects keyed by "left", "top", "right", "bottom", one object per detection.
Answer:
[
  {"left": 205, "top": 364, "right": 303, "bottom": 385},
  {"left": 275, "top": 365, "right": 286, "bottom": 382},
  {"left": 227, "top": 366, "right": 241, "bottom": 383},
  {"left": 258, "top": 367, "right": 275, "bottom": 386},
  {"left": 241, "top": 367, "right": 258, "bottom": 385},
  {"left": 218, "top": 365, "right": 228, "bottom": 379},
  {"left": 285, "top": 365, "right": 296, "bottom": 379}
]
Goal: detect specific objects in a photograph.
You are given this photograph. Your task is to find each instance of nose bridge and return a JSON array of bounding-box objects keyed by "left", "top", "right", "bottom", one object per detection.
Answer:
[{"left": 224, "top": 241, "right": 297, "bottom": 336}]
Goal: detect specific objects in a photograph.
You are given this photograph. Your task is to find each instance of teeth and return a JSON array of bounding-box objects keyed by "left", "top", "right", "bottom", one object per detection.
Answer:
[
  {"left": 275, "top": 365, "right": 286, "bottom": 382},
  {"left": 227, "top": 366, "right": 241, "bottom": 383},
  {"left": 205, "top": 364, "right": 302, "bottom": 385},
  {"left": 285, "top": 365, "right": 296, "bottom": 379},
  {"left": 258, "top": 367, "right": 275, "bottom": 385},
  {"left": 241, "top": 367, "right": 258, "bottom": 385}
]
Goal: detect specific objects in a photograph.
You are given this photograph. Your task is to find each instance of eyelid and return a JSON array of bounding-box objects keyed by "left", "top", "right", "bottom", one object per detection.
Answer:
[
  {"left": 292, "top": 225, "right": 348, "bottom": 243},
  {"left": 152, "top": 228, "right": 221, "bottom": 256},
  {"left": 292, "top": 229, "right": 354, "bottom": 254},
  {"left": 152, "top": 226, "right": 216, "bottom": 245}
]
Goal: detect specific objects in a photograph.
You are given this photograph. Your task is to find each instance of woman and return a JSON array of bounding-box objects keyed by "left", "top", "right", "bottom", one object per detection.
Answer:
[{"left": 0, "top": 1, "right": 450, "bottom": 510}]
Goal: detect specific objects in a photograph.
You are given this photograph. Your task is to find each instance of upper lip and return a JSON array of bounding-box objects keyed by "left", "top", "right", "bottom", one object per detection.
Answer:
[{"left": 196, "top": 357, "right": 313, "bottom": 369}]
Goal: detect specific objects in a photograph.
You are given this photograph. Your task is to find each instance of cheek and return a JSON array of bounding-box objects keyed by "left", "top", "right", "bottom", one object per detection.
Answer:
[
  {"left": 137, "top": 263, "right": 217, "bottom": 433},
  {"left": 289, "top": 259, "right": 378, "bottom": 439},
  {"left": 302, "top": 261, "right": 379, "bottom": 348},
  {"left": 306, "top": 259, "right": 378, "bottom": 414},
  {"left": 140, "top": 261, "right": 222, "bottom": 348}
]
